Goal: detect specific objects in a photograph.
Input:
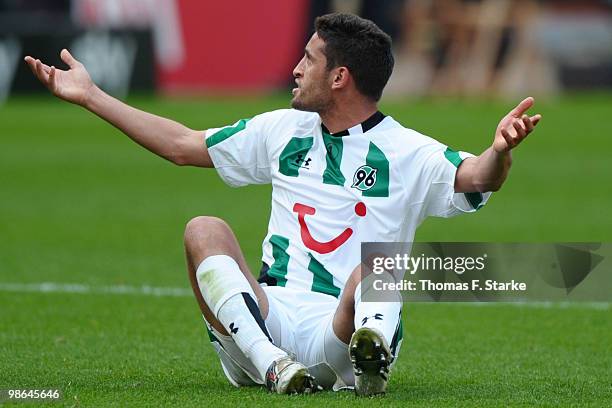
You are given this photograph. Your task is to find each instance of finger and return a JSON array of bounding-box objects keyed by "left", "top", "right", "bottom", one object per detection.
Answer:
[
  {"left": 39, "top": 60, "right": 52, "bottom": 74},
  {"left": 35, "top": 60, "right": 47, "bottom": 83},
  {"left": 24, "top": 56, "right": 39, "bottom": 76},
  {"left": 512, "top": 119, "right": 526, "bottom": 138},
  {"left": 501, "top": 128, "right": 515, "bottom": 148},
  {"left": 509, "top": 96, "right": 534, "bottom": 118},
  {"left": 530, "top": 114, "right": 542, "bottom": 126},
  {"left": 26, "top": 55, "right": 53, "bottom": 73},
  {"left": 49, "top": 66, "right": 57, "bottom": 90},
  {"left": 37, "top": 63, "right": 51, "bottom": 75},
  {"left": 60, "top": 49, "right": 79, "bottom": 69},
  {"left": 39, "top": 61, "right": 52, "bottom": 79},
  {"left": 25, "top": 56, "right": 41, "bottom": 74},
  {"left": 35, "top": 59, "right": 50, "bottom": 84},
  {"left": 522, "top": 114, "right": 534, "bottom": 133}
]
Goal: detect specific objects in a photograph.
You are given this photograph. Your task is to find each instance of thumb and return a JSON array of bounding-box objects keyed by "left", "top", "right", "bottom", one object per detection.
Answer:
[{"left": 60, "top": 49, "right": 79, "bottom": 69}]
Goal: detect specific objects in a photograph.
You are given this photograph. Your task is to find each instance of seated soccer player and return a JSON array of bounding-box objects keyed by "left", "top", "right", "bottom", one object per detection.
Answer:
[{"left": 25, "top": 12, "right": 541, "bottom": 396}]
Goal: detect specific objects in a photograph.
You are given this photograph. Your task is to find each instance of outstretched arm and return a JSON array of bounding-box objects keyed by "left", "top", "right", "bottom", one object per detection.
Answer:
[
  {"left": 24, "top": 49, "right": 212, "bottom": 167},
  {"left": 455, "top": 97, "right": 542, "bottom": 193}
]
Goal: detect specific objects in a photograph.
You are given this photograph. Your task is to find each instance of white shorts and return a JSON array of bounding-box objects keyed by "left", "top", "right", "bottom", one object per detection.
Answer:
[
  {"left": 208, "top": 286, "right": 354, "bottom": 390},
  {"left": 207, "top": 285, "right": 403, "bottom": 391}
]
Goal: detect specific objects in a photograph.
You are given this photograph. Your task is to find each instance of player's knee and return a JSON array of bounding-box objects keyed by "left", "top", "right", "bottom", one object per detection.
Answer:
[{"left": 184, "top": 216, "right": 230, "bottom": 245}]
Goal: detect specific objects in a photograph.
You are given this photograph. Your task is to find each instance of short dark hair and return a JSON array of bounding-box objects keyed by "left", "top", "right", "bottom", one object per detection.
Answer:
[{"left": 315, "top": 13, "right": 394, "bottom": 102}]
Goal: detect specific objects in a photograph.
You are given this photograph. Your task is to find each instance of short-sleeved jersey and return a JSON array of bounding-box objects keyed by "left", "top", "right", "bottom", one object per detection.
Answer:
[{"left": 205, "top": 109, "right": 491, "bottom": 298}]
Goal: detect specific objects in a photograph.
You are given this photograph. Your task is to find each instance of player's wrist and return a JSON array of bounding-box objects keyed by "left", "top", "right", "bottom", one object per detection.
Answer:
[
  {"left": 81, "top": 84, "right": 103, "bottom": 110},
  {"left": 492, "top": 139, "right": 512, "bottom": 155},
  {"left": 491, "top": 146, "right": 512, "bottom": 166}
]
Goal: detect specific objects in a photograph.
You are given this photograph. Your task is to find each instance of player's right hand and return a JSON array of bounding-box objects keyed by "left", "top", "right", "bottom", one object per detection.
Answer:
[{"left": 24, "top": 49, "right": 95, "bottom": 106}]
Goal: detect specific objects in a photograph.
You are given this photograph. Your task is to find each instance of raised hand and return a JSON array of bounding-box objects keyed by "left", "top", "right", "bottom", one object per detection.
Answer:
[
  {"left": 493, "top": 97, "right": 542, "bottom": 153},
  {"left": 24, "top": 49, "right": 95, "bottom": 106}
]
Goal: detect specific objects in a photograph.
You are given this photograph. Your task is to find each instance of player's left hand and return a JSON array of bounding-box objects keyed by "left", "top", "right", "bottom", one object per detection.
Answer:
[{"left": 493, "top": 97, "right": 542, "bottom": 153}]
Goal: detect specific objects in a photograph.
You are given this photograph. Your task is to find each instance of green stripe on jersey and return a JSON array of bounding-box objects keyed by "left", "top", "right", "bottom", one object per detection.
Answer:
[
  {"left": 308, "top": 254, "right": 341, "bottom": 298},
  {"left": 322, "top": 132, "right": 346, "bottom": 186},
  {"left": 268, "top": 235, "right": 290, "bottom": 286},
  {"left": 444, "top": 147, "right": 463, "bottom": 168},
  {"left": 364, "top": 142, "right": 389, "bottom": 197},
  {"left": 444, "top": 147, "right": 485, "bottom": 210},
  {"left": 206, "top": 118, "right": 250, "bottom": 148},
  {"left": 279, "top": 137, "right": 314, "bottom": 177}
]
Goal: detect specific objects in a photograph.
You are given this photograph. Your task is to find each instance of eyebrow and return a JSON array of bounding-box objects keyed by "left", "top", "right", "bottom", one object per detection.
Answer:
[{"left": 304, "top": 49, "right": 313, "bottom": 59}]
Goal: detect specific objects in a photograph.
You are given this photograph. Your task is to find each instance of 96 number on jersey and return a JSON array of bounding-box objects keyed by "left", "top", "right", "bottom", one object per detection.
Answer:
[{"left": 352, "top": 165, "right": 378, "bottom": 191}]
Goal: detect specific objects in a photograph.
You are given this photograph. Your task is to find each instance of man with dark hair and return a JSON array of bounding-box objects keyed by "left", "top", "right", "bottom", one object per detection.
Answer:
[
  {"left": 312, "top": 13, "right": 394, "bottom": 102},
  {"left": 25, "top": 12, "right": 540, "bottom": 396}
]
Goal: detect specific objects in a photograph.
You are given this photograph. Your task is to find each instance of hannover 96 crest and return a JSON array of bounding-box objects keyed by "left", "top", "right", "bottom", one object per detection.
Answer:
[{"left": 352, "top": 165, "right": 378, "bottom": 191}]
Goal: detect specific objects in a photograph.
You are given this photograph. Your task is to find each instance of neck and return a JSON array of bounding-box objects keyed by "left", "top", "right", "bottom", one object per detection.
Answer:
[{"left": 319, "top": 100, "right": 378, "bottom": 134}]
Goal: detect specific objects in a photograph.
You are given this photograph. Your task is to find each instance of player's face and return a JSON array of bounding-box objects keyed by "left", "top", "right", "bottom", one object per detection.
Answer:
[{"left": 291, "top": 33, "right": 334, "bottom": 113}]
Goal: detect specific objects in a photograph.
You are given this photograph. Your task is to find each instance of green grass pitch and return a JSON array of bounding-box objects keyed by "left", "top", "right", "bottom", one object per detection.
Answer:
[{"left": 1, "top": 93, "right": 610, "bottom": 407}]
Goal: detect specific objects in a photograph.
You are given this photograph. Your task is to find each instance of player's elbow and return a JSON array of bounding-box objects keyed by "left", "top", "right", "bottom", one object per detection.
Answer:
[
  {"left": 169, "top": 151, "right": 190, "bottom": 166},
  {"left": 482, "top": 181, "right": 502, "bottom": 192},
  {"left": 170, "top": 150, "right": 213, "bottom": 168},
  {"left": 169, "top": 129, "right": 208, "bottom": 167},
  {"left": 473, "top": 161, "right": 512, "bottom": 192},
  {"left": 473, "top": 178, "right": 504, "bottom": 192}
]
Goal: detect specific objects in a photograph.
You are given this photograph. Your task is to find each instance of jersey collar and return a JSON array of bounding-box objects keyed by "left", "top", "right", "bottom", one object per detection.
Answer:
[{"left": 321, "top": 111, "right": 386, "bottom": 137}]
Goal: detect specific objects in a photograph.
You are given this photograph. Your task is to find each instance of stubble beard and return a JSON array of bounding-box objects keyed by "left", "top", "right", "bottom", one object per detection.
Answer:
[{"left": 291, "top": 86, "right": 332, "bottom": 114}]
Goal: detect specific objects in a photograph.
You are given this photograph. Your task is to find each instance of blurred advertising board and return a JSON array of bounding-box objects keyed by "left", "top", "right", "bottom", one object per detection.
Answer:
[
  {"left": 70, "top": 0, "right": 310, "bottom": 93},
  {"left": 0, "top": 29, "right": 154, "bottom": 101},
  {"left": 156, "top": 1, "right": 310, "bottom": 93}
]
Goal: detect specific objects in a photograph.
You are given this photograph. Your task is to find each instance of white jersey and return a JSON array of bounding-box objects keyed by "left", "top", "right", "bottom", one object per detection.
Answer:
[{"left": 205, "top": 109, "right": 491, "bottom": 298}]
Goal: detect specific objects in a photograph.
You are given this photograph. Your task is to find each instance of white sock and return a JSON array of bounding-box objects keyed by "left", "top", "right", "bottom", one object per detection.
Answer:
[
  {"left": 196, "top": 255, "right": 287, "bottom": 381},
  {"left": 353, "top": 279, "right": 402, "bottom": 346}
]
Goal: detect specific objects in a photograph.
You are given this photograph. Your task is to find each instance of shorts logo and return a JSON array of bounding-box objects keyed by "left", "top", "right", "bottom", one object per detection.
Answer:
[{"left": 352, "top": 165, "right": 377, "bottom": 191}]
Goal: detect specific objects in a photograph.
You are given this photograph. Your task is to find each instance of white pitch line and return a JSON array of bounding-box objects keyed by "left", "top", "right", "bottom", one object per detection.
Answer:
[
  {"left": 444, "top": 300, "right": 610, "bottom": 311},
  {"left": 0, "top": 282, "right": 192, "bottom": 297},
  {"left": 0, "top": 282, "right": 608, "bottom": 310}
]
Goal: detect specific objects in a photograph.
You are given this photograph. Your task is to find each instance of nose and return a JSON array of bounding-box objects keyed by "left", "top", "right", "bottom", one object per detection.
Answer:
[{"left": 293, "top": 57, "right": 304, "bottom": 79}]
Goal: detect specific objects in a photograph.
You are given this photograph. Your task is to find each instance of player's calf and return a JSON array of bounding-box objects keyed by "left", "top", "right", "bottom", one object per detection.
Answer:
[
  {"left": 194, "top": 255, "right": 289, "bottom": 387},
  {"left": 184, "top": 216, "right": 318, "bottom": 394},
  {"left": 195, "top": 255, "right": 319, "bottom": 394}
]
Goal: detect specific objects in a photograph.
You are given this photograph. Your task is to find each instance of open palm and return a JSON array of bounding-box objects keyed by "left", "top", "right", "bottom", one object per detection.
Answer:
[
  {"left": 493, "top": 97, "right": 542, "bottom": 153},
  {"left": 24, "top": 49, "right": 94, "bottom": 106}
]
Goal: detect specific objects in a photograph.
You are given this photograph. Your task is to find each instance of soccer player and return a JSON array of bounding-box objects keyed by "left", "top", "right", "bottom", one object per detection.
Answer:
[{"left": 25, "top": 13, "right": 541, "bottom": 396}]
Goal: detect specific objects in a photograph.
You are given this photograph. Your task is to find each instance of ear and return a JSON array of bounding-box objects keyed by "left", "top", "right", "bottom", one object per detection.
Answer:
[{"left": 330, "top": 66, "right": 350, "bottom": 90}]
